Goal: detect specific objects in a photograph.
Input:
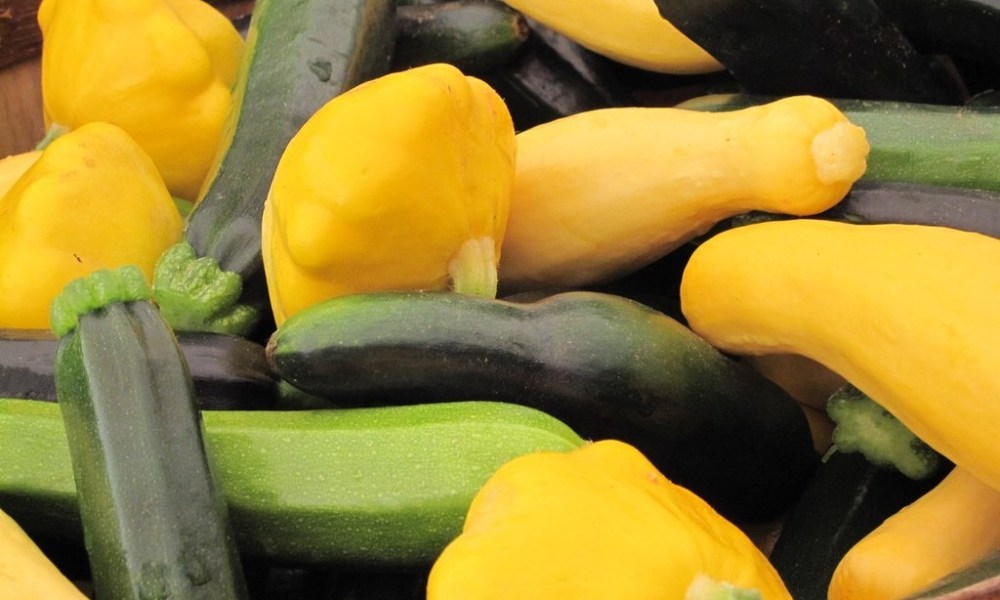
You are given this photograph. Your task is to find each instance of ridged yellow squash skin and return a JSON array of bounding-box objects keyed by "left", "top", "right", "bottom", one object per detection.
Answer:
[
  {"left": 0, "top": 122, "right": 182, "bottom": 329},
  {"left": 37, "top": 0, "right": 244, "bottom": 200},
  {"left": 499, "top": 96, "right": 868, "bottom": 293},
  {"left": 829, "top": 467, "right": 1000, "bottom": 600},
  {"left": 427, "top": 439, "right": 792, "bottom": 600},
  {"left": 679, "top": 219, "right": 1000, "bottom": 493},
  {"left": 262, "top": 63, "right": 515, "bottom": 325},
  {"left": 0, "top": 506, "right": 87, "bottom": 600},
  {"left": 500, "top": 0, "right": 722, "bottom": 74}
]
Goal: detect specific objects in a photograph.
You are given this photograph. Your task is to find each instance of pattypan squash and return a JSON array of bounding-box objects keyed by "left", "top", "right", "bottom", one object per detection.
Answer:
[
  {"left": 0, "top": 122, "right": 183, "bottom": 329},
  {"left": 427, "top": 439, "right": 792, "bottom": 600},
  {"left": 262, "top": 63, "right": 516, "bottom": 325},
  {"left": 37, "top": 0, "right": 244, "bottom": 201}
]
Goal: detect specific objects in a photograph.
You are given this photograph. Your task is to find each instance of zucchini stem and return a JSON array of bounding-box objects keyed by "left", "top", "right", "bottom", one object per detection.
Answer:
[
  {"left": 826, "top": 383, "right": 945, "bottom": 480},
  {"left": 152, "top": 241, "right": 259, "bottom": 336}
]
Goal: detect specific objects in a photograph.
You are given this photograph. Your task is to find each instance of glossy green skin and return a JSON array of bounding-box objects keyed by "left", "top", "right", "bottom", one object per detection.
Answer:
[
  {"left": 392, "top": 0, "right": 530, "bottom": 74},
  {"left": 0, "top": 398, "right": 584, "bottom": 566},
  {"left": 872, "top": 0, "right": 1000, "bottom": 67},
  {"left": 55, "top": 301, "right": 248, "bottom": 600},
  {"left": 269, "top": 290, "right": 819, "bottom": 523},
  {"left": 680, "top": 94, "right": 1000, "bottom": 193}
]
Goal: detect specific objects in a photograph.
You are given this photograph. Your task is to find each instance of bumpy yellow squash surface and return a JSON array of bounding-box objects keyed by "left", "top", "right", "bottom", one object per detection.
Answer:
[{"left": 428, "top": 439, "right": 792, "bottom": 600}]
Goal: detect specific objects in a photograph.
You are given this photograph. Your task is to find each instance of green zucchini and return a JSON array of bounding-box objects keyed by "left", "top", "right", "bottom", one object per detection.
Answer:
[
  {"left": 0, "top": 398, "right": 584, "bottom": 566},
  {"left": 266, "top": 290, "right": 819, "bottom": 523},
  {"left": 679, "top": 94, "right": 1000, "bottom": 193},
  {"left": 769, "top": 450, "right": 945, "bottom": 600},
  {"left": 0, "top": 329, "right": 277, "bottom": 409},
  {"left": 392, "top": 0, "right": 531, "bottom": 74},
  {"left": 153, "top": 0, "right": 397, "bottom": 336},
  {"left": 479, "top": 27, "right": 630, "bottom": 129},
  {"left": 51, "top": 267, "right": 248, "bottom": 599},
  {"left": 652, "top": 0, "right": 964, "bottom": 103}
]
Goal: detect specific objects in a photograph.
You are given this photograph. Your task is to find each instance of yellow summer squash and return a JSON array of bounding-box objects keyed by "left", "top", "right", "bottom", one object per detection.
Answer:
[
  {"left": 427, "top": 439, "right": 792, "bottom": 600},
  {"left": 500, "top": 0, "right": 722, "bottom": 74},
  {"left": 37, "top": 0, "right": 244, "bottom": 201},
  {"left": 0, "top": 505, "right": 87, "bottom": 600},
  {"left": 0, "top": 122, "right": 183, "bottom": 329},
  {"left": 262, "top": 63, "right": 516, "bottom": 325}
]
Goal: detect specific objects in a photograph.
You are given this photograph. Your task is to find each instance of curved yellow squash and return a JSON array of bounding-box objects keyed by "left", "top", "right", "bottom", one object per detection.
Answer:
[
  {"left": 500, "top": 0, "right": 722, "bottom": 74},
  {"left": 680, "top": 219, "right": 1000, "bottom": 492},
  {"left": 830, "top": 467, "right": 1000, "bottom": 599},
  {"left": 0, "top": 506, "right": 87, "bottom": 600},
  {"left": 500, "top": 96, "right": 868, "bottom": 292}
]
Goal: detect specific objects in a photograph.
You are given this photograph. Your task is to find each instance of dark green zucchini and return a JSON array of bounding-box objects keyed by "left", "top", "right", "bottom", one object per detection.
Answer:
[
  {"left": 478, "top": 26, "right": 631, "bottom": 129},
  {"left": 0, "top": 328, "right": 277, "bottom": 409},
  {"left": 0, "top": 398, "right": 584, "bottom": 567},
  {"left": 769, "top": 450, "right": 945, "bottom": 600},
  {"left": 391, "top": 0, "right": 531, "bottom": 74},
  {"left": 153, "top": 0, "right": 397, "bottom": 336},
  {"left": 722, "top": 182, "right": 1000, "bottom": 239},
  {"left": 51, "top": 267, "right": 248, "bottom": 600},
  {"left": 679, "top": 94, "right": 1000, "bottom": 193},
  {"left": 652, "top": 0, "right": 964, "bottom": 103},
  {"left": 872, "top": 0, "right": 1000, "bottom": 68},
  {"left": 266, "top": 290, "right": 819, "bottom": 523}
]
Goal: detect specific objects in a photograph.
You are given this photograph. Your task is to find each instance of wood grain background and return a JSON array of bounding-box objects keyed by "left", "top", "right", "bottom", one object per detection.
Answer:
[{"left": 0, "top": 0, "right": 254, "bottom": 157}]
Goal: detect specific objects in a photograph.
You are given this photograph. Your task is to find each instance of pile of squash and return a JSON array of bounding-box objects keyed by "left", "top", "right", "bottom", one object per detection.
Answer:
[{"left": 2, "top": 0, "right": 1000, "bottom": 598}]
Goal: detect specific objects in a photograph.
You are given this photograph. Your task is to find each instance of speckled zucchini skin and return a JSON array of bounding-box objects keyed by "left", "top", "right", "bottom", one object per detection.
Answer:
[{"left": 268, "top": 290, "right": 819, "bottom": 523}]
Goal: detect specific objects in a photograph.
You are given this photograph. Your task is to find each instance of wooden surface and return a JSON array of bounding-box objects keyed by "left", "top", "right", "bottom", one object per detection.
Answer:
[
  {"left": 0, "top": 0, "right": 254, "bottom": 158},
  {"left": 0, "top": 57, "right": 42, "bottom": 156}
]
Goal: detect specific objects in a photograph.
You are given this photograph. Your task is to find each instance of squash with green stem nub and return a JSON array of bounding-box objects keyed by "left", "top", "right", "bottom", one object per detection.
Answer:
[
  {"left": 679, "top": 218, "right": 1000, "bottom": 495},
  {"left": 51, "top": 266, "right": 248, "bottom": 600},
  {"left": 152, "top": 0, "right": 397, "bottom": 336}
]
